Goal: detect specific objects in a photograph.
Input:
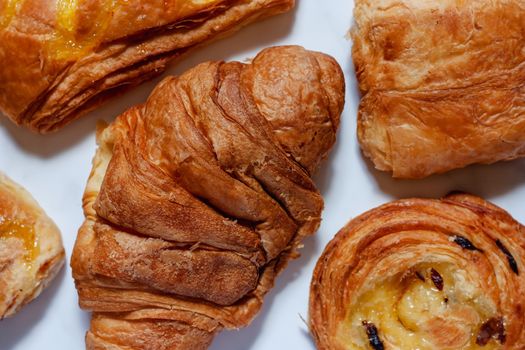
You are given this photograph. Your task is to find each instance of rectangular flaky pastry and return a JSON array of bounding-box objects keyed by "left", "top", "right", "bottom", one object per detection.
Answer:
[
  {"left": 0, "top": 0, "right": 294, "bottom": 133},
  {"left": 353, "top": 0, "right": 525, "bottom": 179}
]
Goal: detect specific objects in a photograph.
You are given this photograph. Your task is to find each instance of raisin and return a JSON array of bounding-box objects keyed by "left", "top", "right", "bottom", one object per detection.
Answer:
[
  {"left": 496, "top": 240, "right": 519, "bottom": 275},
  {"left": 453, "top": 235, "right": 481, "bottom": 251},
  {"left": 430, "top": 268, "right": 444, "bottom": 291},
  {"left": 362, "top": 321, "right": 385, "bottom": 350}
]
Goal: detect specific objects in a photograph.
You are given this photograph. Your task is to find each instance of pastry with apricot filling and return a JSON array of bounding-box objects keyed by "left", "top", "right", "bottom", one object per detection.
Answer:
[
  {"left": 310, "top": 193, "right": 525, "bottom": 349},
  {"left": 0, "top": 172, "right": 65, "bottom": 319},
  {"left": 0, "top": 0, "right": 294, "bottom": 132}
]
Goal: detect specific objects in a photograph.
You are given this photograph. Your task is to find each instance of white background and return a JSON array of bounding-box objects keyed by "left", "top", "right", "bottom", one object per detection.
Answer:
[{"left": 1, "top": 0, "right": 524, "bottom": 349}]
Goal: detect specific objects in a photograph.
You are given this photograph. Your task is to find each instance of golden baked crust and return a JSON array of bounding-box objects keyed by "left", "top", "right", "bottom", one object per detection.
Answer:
[
  {"left": 71, "top": 46, "right": 345, "bottom": 349},
  {"left": 0, "top": 0, "right": 295, "bottom": 133},
  {"left": 353, "top": 0, "right": 525, "bottom": 179},
  {"left": 0, "top": 172, "right": 65, "bottom": 319},
  {"left": 310, "top": 193, "right": 525, "bottom": 350}
]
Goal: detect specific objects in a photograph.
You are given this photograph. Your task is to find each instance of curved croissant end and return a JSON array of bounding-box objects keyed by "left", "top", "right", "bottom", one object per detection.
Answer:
[
  {"left": 310, "top": 193, "right": 525, "bottom": 350},
  {"left": 71, "top": 45, "right": 345, "bottom": 349}
]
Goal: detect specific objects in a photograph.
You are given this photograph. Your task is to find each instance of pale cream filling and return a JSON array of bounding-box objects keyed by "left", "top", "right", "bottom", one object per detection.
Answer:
[{"left": 338, "top": 263, "right": 501, "bottom": 350}]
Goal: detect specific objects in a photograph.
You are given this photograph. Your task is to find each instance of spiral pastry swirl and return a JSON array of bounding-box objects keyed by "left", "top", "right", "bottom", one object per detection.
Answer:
[{"left": 310, "top": 193, "right": 525, "bottom": 350}]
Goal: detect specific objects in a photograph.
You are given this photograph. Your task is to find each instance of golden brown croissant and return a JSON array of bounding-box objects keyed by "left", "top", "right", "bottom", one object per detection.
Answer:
[
  {"left": 0, "top": 0, "right": 294, "bottom": 133},
  {"left": 71, "top": 45, "right": 345, "bottom": 349},
  {"left": 0, "top": 172, "right": 65, "bottom": 319},
  {"left": 310, "top": 193, "right": 525, "bottom": 350},
  {"left": 352, "top": 0, "right": 525, "bottom": 179}
]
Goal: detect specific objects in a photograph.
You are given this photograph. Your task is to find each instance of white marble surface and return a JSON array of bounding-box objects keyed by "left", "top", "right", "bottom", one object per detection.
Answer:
[{"left": 0, "top": 0, "right": 524, "bottom": 349}]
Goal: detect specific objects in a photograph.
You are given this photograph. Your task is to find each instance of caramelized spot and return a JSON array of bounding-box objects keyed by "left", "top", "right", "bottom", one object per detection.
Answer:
[
  {"left": 362, "top": 321, "right": 384, "bottom": 350},
  {"left": 379, "top": 21, "right": 409, "bottom": 61},
  {"left": 0, "top": 216, "right": 38, "bottom": 268},
  {"left": 476, "top": 317, "right": 506, "bottom": 346},
  {"left": 430, "top": 268, "right": 444, "bottom": 291}
]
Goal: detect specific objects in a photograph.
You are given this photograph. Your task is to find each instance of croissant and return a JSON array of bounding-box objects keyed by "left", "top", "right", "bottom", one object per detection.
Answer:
[
  {"left": 0, "top": 0, "right": 294, "bottom": 133},
  {"left": 310, "top": 193, "right": 525, "bottom": 350},
  {"left": 352, "top": 0, "right": 525, "bottom": 179},
  {"left": 70, "top": 45, "right": 345, "bottom": 349},
  {"left": 0, "top": 172, "right": 65, "bottom": 319}
]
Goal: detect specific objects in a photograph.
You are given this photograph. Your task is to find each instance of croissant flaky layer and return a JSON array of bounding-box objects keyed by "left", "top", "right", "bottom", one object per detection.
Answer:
[
  {"left": 0, "top": 172, "right": 65, "bottom": 319},
  {"left": 71, "top": 46, "right": 345, "bottom": 349},
  {"left": 353, "top": 0, "right": 525, "bottom": 179},
  {"left": 310, "top": 194, "right": 525, "bottom": 350},
  {"left": 0, "top": 0, "right": 294, "bottom": 133}
]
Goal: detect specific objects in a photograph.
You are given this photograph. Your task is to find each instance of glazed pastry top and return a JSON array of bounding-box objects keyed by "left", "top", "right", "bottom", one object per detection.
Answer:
[
  {"left": 0, "top": 0, "right": 295, "bottom": 132},
  {"left": 1, "top": 0, "right": 226, "bottom": 58}
]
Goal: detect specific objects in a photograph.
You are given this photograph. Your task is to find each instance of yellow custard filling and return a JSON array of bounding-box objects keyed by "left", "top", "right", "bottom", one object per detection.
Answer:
[
  {"left": 340, "top": 264, "right": 503, "bottom": 350},
  {"left": 56, "top": 0, "right": 79, "bottom": 35},
  {"left": 0, "top": 215, "right": 38, "bottom": 269},
  {"left": 49, "top": 0, "right": 221, "bottom": 59},
  {"left": 49, "top": 0, "right": 118, "bottom": 59},
  {"left": 1, "top": 0, "right": 221, "bottom": 59}
]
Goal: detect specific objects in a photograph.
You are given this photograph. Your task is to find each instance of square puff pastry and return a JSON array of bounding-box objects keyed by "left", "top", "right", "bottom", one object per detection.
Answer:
[
  {"left": 0, "top": 172, "right": 65, "bottom": 319},
  {"left": 353, "top": 0, "right": 525, "bottom": 178},
  {"left": 0, "top": 0, "right": 294, "bottom": 133}
]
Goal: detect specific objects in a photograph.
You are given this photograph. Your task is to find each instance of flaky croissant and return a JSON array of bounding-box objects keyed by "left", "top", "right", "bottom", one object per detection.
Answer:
[
  {"left": 0, "top": 0, "right": 294, "bottom": 133},
  {"left": 71, "top": 46, "right": 345, "bottom": 349},
  {"left": 0, "top": 172, "right": 65, "bottom": 319},
  {"left": 310, "top": 193, "right": 525, "bottom": 350},
  {"left": 353, "top": 0, "right": 525, "bottom": 179}
]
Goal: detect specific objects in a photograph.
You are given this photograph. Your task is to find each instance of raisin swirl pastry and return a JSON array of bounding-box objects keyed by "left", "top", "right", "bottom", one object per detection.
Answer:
[
  {"left": 353, "top": 0, "right": 525, "bottom": 178},
  {"left": 0, "top": 0, "right": 294, "bottom": 133},
  {"left": 0, "top": 172, "right": 65, "bottom": 319},
  {"left": 71, "top": 46, "right": 345, "bottom": 349},
  {"left": 310, "top": 193, "right": 525, "bottom": 350}
]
